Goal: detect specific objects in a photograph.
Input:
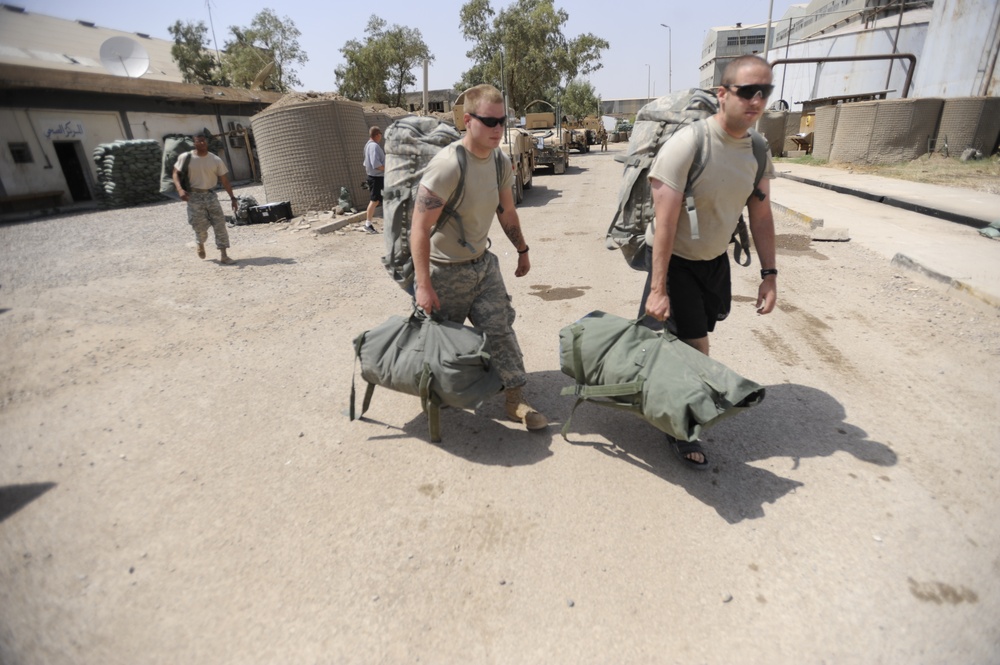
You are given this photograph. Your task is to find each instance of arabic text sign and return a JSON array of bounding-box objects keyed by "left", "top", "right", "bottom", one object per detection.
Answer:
[{"left": 44, "top": 121, "right": 85, "bottom": 140}]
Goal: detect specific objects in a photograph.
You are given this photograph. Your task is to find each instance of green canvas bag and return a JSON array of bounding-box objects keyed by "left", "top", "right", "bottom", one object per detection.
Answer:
[
  {"left": 559, "top": 311, "right": 765, "bottom": 441},
  {"left": 350, "top": 310, "right": 503, "bottom": 442}
]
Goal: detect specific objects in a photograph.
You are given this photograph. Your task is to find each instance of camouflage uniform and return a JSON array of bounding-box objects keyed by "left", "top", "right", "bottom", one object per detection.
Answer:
[
  {"left": 186, "top": 191, "right": 230, "bottom": 249},
  {"left": 428, "top": 251, "right": 526, "bottom": 389}
]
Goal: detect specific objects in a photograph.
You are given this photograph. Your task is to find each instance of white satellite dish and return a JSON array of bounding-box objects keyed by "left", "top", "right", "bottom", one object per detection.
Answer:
[
  {"left": 99, "top": 36, "right": 150, "bottom": 78},
  {"left": 251, "top": 61, "right": 275, "bottom": 90}
]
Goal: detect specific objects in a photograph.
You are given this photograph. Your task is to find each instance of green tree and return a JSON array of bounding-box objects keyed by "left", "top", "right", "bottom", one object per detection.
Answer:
[
  {"left": 456, "top": 0, "right": 608, "bottom": 115},
  {"left": 168, "top": 20, "right": 227, "bottom": 86},
  {"left": 560, "top": 79, "right": 601, "bottom": 119},
  {"left": 335, "top": 15, "right": 433, "bottom": 107},
  {"left": 222, "top": 9, "right": 307, "bottom": 92}
]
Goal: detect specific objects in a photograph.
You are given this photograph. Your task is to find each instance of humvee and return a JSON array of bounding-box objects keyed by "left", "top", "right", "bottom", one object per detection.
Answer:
[{"left": 524, "top": 100, "right": 570, "bottom": 175}]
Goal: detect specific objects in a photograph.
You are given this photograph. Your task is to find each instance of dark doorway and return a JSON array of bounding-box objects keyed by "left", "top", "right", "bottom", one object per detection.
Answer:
[{"left": 53, "top": 141, "right": 93, "bottom": 202}]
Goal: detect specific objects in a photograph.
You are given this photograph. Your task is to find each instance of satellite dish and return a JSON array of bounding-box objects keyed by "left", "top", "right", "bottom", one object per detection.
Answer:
[
  {"left": 251, "top": 61, "right": 275, "bottom": 90},
  {"left": 99, "top": 36, "right": 150, "bottom": 78}
]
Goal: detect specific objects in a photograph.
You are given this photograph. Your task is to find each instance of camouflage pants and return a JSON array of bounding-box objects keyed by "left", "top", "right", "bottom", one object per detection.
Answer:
[
  {"left": 426, "top": 251, "right": 526, "bottom": 389},
  {"left": 186, "top": 191, "right": 230, "bottom": 249}
]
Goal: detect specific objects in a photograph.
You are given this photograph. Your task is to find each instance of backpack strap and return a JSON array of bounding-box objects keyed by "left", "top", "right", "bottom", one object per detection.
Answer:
[
  {"left": 749, "top": 129, "right": 768, "bottom": 201},
  {"left": 439, "top": 145, "right": 475, "bottom": 254},
  {"left": 494, "top": 149, "right": 505, "bottom": 215},
  {"left": 683, "top": 121, "right": 712, "bottom": 241},
  {"left": 731, "top": 130, "right": 770, "bottom": 267}
]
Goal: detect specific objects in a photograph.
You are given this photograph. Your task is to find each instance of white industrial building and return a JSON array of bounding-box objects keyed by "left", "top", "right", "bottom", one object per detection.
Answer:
[{"left": 700, "top": 0, "right": 999, "bottom": 110}]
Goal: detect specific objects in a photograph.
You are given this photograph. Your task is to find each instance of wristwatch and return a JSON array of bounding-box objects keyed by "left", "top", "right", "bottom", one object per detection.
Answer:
[{"left": 760, "top": 268, "right": 778, "bottom": 278}]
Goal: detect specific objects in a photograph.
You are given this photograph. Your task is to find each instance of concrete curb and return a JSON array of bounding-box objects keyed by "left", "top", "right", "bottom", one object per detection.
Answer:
[
  {"left": 312, "top": 211, "right": 368, "bottom": 234},
  {"left": 776, "top": 172, "right": 989, "bottom": 229},
  {"left": 891, "top": 253, "right": 1000, "bottom": 309},
  {"left": 771, "top": 201, "right": 823, "bottom": 229}
]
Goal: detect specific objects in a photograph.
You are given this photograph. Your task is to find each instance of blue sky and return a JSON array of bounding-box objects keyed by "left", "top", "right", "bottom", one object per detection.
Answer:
[{"left": 17, "top": 0, "right": 790, "bottom": 100}]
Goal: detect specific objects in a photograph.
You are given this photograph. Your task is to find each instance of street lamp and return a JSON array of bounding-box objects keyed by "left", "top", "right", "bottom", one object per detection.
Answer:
[{"left": 660, "top": 23, "right": 672, "bottom": 94}]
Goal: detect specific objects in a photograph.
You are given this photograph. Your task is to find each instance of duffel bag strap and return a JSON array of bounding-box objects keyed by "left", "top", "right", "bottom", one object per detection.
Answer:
[
  {"left": 418, "top": 362, "right": 442, "bottom": 442},
  {"left": 349, "top": 332, "right": 376, "bottom": 421}
]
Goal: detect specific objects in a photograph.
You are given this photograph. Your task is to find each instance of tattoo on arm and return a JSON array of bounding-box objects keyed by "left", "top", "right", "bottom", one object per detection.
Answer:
[
  {"left": 503, "top": 224, "right": 524, "bottom": 248},
  {"left": 416, "top": 191, "right": 444, "bottom": 213}
]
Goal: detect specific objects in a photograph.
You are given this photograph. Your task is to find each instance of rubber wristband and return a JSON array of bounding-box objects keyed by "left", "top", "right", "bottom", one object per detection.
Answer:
[
  {"left": 517, "top": 246, "right": 529, "bottom": 254},
  {"left": 760, "top": 268, "right": 778, "bottom": 278}
]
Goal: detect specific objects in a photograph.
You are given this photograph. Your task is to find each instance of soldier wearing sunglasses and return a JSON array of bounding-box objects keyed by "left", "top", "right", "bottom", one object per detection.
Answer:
[
  {"left": 640, "top": 55, "right": 778, "bottom": 470},
  {"left": 410, "top": 84, "right": 548, "bottom": 432}
]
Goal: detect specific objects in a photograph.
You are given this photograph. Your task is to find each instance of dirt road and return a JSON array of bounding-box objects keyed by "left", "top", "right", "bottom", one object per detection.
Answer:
[{"left": 2, "top": 141, "right": 998, "bottom": 664}]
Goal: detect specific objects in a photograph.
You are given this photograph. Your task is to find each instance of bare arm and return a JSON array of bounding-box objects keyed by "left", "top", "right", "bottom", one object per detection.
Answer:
[
  {"left": 644, "top": 178, "right": 684, "bottom": 322},
  {"left": 747, "top": 177, "right": 777, "bottom": 314},
  {"left": 220, "top": 174, "right": 238, "bottom": 211},
  {"left": 172, "top": 167, "right": 188, "bottom": 202},
  {"left": 411, "top": 185, "right": 446, "bottom": 313},
  {"left": 496, "top": 184, "right": 531, "bottom": 277}
]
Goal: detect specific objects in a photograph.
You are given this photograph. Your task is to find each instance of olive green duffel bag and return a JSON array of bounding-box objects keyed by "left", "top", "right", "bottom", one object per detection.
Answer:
[
  {"left": 559, "top": 311, "right": 765, "bottom": 441},
  {"left": 351, "top": 309, "right": 503, "bottom": 442}
]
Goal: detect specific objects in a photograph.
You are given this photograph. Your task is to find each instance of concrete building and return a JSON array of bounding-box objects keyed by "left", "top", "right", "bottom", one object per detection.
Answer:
[
  {"left": 402, "top": 89, "right": 457, "bottom": 115},
  {"left": 700, "top": 21, "right": 772, "bottom": 88},
  {"left": 0, "top": 4, "right": 278, "bottom": 215}
]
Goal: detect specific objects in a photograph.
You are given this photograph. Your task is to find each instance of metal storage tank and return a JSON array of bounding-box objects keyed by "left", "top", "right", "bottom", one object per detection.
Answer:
[
  {"left": 933, "top": 97, "right": 1000, "bottom": 155},
  {"left": 812, "top": 105, "right": 840, "bottom": 161},
  {"left": 251, "top": 98, "right": 368, "bottom": 213},
  {"left": 829, "top": 98, "right": 944, "bottom": 165}
]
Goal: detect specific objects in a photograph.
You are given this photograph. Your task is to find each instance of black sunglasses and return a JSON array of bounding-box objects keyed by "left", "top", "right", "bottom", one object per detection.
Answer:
[
  {"left": 725, "top": 83, "right": 775, "bottom": 100},
  {"left": 468, "top": 112, "right": 506, "bottom": 128}
]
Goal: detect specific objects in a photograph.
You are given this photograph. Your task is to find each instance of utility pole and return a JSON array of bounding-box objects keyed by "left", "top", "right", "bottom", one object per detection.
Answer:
[
  {"left": 660, "top": 23, "right": 672, "bottom": 93},
  {"left": 646, "top": 63, "right": 651, "bottom": 101}
]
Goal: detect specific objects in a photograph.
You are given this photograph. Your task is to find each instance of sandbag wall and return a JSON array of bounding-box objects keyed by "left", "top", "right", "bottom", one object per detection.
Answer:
[
  {"left": 92, "top": 139, "right": 164, "bottom": 208},
  {"left": 828, "top": 98, "right": 944, "bottom": 165},
  {"left": 933, "top": 97, "right": 1000, "bottom": 155},
  {"left": 251, "top": 99, "right": 368, "bottom": 212}
]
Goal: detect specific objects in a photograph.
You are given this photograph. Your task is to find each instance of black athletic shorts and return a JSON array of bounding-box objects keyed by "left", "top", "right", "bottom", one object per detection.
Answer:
[
  {"left": 367, "top": 175, "right": 384, "bottom": 203},
  {"left": 638, "top": 247, "right": 731, "bottom": 339}
]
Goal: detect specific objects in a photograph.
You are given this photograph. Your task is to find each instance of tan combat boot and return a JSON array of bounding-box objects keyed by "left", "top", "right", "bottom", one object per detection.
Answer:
[{"left": 505, "top": 387, "right": 548, "bottom": 431}]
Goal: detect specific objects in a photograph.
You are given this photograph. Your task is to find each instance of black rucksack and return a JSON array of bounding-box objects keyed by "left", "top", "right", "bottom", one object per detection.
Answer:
[{"left": 605, "top": 89, "right": 769, "bottom": 271}]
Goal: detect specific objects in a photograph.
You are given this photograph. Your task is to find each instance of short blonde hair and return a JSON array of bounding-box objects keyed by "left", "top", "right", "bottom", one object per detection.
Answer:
[{"left": 463, "top": 84, "right": 504, "bottom": 115}]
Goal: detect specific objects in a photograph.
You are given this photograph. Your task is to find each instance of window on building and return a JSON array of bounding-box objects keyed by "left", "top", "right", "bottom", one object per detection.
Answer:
[
  {"left": 726, "top": 34, "right": 766, "bottom": 47},
  {"left": 9, "top": 142, "right": 33, "bottom": 163},
  {"left": 428, "top": 101, "right": 444, "bottom": 113}
]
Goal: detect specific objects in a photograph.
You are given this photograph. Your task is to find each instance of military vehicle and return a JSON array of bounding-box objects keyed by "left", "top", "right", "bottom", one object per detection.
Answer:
[
  {"left": 562, "top": 114, "right": 602, "bottom": 150},
  {"left": 453, "top": 91, "right": 535, "bottom": 204},
  {"left": 524, "top": 100, "right": 570, "bottom": 175}
]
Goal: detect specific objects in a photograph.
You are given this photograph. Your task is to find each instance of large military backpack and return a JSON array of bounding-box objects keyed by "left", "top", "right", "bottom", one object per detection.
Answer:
[
  {"left": 605, "top": 89, "right": 769, "bottom": 271},
  {"left": 381, "top": 116, "right": 505, "bottom": 293}
]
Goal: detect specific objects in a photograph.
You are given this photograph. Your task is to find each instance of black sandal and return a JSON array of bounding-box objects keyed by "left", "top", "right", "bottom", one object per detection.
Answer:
[{"left": 669, "top": 436, "right": 709, "bottom": 471}]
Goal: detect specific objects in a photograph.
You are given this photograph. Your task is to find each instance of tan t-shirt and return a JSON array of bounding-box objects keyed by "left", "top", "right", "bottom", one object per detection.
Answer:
[
  {"left": 175, "top": 151, "right": 228, "bottom": 190},
  {"left": 420, "top": 142, "right": 513, "bottom": 262},
  {"left": 645, "top": 115, "right": 774, "bottom": 261}
]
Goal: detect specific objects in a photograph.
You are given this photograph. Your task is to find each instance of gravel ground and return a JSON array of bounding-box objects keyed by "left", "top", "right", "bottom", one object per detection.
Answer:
[{"left": 2, "top": 150, "right": 999, "bottom": 664}]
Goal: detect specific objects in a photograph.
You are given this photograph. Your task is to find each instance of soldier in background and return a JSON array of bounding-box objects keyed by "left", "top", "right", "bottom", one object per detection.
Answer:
[{"left": 172, "top": 132, "right": 237, "bottom": 264}]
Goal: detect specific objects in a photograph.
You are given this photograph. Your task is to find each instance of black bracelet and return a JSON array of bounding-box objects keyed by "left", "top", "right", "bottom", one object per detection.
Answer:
[
  {"left": 517, "top": 246, "right": 530, "bottom": 254},
  {"left": 760, "top": 268, "right": 778, "bottom": 278}
]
